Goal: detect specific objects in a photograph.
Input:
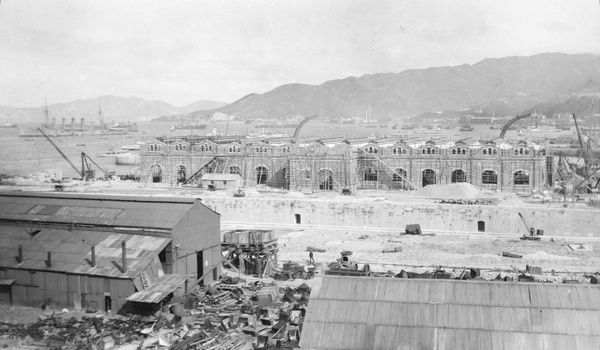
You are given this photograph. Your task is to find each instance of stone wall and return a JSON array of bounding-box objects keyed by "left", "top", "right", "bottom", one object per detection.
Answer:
[{"left": 202, "top": 196, "right": 600, "bottom": 238}]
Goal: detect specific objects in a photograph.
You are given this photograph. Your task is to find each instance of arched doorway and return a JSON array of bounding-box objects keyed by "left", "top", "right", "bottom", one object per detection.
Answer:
[
  {"left": 318, "top": 169, "right": 334, "bottom": 190},
  {"left": 451, "top": 169, "right": 467, "bottom": 183},
  {"left": 392, "top": 168, "right": 408, "bottom": 190},
  {"left": 482, "top": 170, "right": 498, "bottom": 185},
  {"left": 151, "top": 165, "right": 162, "bottom": 183},
  {"left": 256, "top": 166, "right": 268, "bottom": 184},
  {"left": 422, "top": 169, "right": 436, "bottom": 187},
  {"left": 514, "top": 170, "right": 530, "bottom": 185},
  {"left": 176, "top": 165, "right": 186, "bottom": 183}
]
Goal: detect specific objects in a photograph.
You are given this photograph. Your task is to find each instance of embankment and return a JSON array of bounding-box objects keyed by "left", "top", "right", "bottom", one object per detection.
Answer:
[{"left": 202, "top": 196, "right": 600, "bottom": 238}]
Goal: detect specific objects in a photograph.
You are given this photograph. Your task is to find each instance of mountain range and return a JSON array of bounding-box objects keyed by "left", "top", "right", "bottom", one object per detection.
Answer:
[
  {"left": 0, "top": 96, "right": 227, "bottom": 124},
  {"left": 1, "top": 53, "right": 598, "bottom": 125},
  {"left": 188, "top": 52, "right": 600, "bottom": 120}
]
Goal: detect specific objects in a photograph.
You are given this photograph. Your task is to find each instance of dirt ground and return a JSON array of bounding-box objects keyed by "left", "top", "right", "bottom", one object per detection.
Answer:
[
  {"left": 0, "top": 304, "right": 94, "bottom": 324},
  {"left": 224, "top": 223, "right": 600, "bottom": 279}
]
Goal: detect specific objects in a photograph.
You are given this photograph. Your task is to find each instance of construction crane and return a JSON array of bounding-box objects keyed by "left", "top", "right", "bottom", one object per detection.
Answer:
[
  {"left": 38, "top": 127, "right": 108, "bottom": 180},
  {"left": 518, "top": 212, "right": 542, "bottom": 240},
  {"left": 499, "top": 113, "right": 532, "bottom": 138},
  {"left": 292, "top": 115, "right": 318, "bottom": 141}
]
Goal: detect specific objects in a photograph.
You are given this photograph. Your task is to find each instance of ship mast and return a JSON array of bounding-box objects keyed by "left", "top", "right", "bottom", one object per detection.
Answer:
[
  {"left": 98, "top": 102, "right": 104, "bottom": 129},
  {"left": 43, "top": 98, "right": 49, "bottom": 127}
]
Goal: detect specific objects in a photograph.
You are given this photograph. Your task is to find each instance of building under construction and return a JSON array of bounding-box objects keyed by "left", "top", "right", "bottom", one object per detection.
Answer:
[{"left": 139, "top": 135, "right": 550, "bottom": 193}]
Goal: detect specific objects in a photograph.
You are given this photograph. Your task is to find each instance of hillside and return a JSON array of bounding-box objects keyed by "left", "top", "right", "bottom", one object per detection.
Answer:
[
  {"left": 189, "top": 53, "right": 600, "bottom": 120},
  {"left": 0, "top": 96, "right": 228, "bottom": 124}
]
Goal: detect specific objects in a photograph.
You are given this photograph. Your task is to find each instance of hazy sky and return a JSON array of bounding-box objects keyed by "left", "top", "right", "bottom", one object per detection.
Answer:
[{"left": 1, "top": 0, "right": 598, "bottom": 107}]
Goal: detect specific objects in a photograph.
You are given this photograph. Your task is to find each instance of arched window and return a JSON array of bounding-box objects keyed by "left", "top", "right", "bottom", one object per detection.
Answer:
[
  {"left": 422, "top": 169, "right": 436, "bottom": 187},
  {"left": 462, "top": 149, "right": 466, "bottom": 155},
  {"left": 364, "top": 167, "right": 378, "bottom": 181},
  {"left": 482, "top": 170, "right": 498, "bottom": 184},
  {"left": 176, "top": 165, "right": 186, "bottom": 183},
  {"left": 483, "top": 149, "right": 487, "bottom": 155},
  {"left": 150, "top": 145, "right": 154, "bottom": 151},
  {"left": 514, "top": 170, "right": 529, "bottom": 185},
  {"left": 229, "top": 166, "right": 241, "bottom": 175},
  {"left": 256, "top": 166, "right": 268, "bottom": 184},
  {"left": 453, "top": 149, "right": 457, "bottom": 155},
  {"left": 451, "top": 169, "right": 467, "bottom": 183},
  {"left": 151, "top": 165, "right": 162, "bottom": 183},
  {"left": 492, "top": 149, "right": 497, "bottom": 155},
  {"left": 318, "top": 169, "right": 334, "bottom": 190}
]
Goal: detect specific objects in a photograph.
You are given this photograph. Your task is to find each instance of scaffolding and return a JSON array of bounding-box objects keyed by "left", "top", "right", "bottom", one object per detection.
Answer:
[{"left": 139, "top": 135, "right": 549, "bottom": 193}]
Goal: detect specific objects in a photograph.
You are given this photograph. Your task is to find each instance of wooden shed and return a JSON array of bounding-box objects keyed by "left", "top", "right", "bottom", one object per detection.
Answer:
[
  {"left": 301, "top": 276, "right": 600, "bottom": 350},
  {"left": 0, "top": 192, "right": 222, "bottom": 311}
]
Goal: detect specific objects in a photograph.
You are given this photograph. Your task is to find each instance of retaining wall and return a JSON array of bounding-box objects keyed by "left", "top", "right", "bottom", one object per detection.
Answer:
[{"left": 202, "top": 197, "right": 600, "bottom": 238}]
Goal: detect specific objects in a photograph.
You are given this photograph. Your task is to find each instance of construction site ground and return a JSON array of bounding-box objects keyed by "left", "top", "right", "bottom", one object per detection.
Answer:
[
  {"left": 1, "top": 179, "right": 600, "bottom": 325},
  {"left": 224, "top": 222, "right": 600, "bottom": 280}
]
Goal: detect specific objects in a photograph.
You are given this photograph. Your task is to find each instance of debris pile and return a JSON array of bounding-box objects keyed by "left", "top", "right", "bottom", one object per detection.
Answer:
[{"left": 0, "top": 278, "right": 312, "bottom": 350}]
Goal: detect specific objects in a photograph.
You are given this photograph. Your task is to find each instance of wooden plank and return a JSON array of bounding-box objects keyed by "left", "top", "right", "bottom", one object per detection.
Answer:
[
  {"left": 404, "top": 302, "right": 418, "bottom": 327},
  {"left": 417, "top": 280, "right": 430, "bottom": 304},
  {"left": 405, "top": 279, "right": 420, "bottom": 303},
  {"left": 428, "top": 279, "right": 445, "bottom": 304}
]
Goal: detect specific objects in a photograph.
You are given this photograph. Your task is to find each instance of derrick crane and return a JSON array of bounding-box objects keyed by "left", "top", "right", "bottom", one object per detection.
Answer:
[
  {"left": 292, "top": 115, "right": 318, "bottom": 140},
  {"left": 499, "top": 113, "right": 532, "bottom": 139},
  {"left": 38, "top": 127, "right": 108, "bottom": 180}
]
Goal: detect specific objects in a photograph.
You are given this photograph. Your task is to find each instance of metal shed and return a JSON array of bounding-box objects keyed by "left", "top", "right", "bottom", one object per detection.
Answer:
[
  {"left": 0, "top": 192, "right": 222, "bottom": 311},
  {"left": 301, "top": 276, "right": 600, "bottom": 350}
]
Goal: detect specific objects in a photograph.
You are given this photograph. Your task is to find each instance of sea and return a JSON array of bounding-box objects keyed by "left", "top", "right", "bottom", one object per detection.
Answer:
[{"left": 0, "top": 122, "right": 578, "bottom": 179}]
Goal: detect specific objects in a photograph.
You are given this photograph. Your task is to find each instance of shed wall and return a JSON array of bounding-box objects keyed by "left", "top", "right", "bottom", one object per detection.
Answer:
[
  {"left": 0, "top": 268, "right": 135, "bottom": 311},
  {"left": 171, "top": 203, "right": 221, "bottom": 285}
]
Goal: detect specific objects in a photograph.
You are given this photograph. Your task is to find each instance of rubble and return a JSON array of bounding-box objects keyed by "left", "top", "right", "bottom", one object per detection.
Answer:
[{"left": 0, "top": 277, "right": 312, "bottom": 350}]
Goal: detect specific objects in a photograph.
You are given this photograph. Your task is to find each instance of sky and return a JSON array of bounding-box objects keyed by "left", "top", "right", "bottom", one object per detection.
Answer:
[{"left": 0, "top": 0, "right": 599, "bottom": 108}]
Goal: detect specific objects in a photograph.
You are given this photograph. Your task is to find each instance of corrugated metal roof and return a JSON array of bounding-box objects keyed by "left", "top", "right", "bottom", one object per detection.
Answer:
[
  {"left": 301, "top": 276, "right": 600, "bottom": 350},
  {"left": 0, "top": 192, "right": 203, "bottom": 229},
  {"left": 126, "top": 274, "right": 188, "bottom": 303},
  {"left": 0, "top": 225, "right": 170, "bottom": 279}
]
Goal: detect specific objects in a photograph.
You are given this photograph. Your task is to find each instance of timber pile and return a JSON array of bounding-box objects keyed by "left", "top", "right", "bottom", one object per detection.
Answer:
[{"left": 0, "top": 278, "right": 310, "bottom": 350}]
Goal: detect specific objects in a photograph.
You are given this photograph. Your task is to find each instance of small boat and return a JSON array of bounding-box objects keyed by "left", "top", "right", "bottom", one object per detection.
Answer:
[
  {"left": 76, "top": 144, "right": 86, "bottom": 146},
  {"left": 459, "top": 125, "right": 474, "bottom": 131},
  {"left": 0, "top": 121, "right": 18, "bottom": 128},
  {"left": 121, "top": 144, "right": 141, "bottom": 151},
  {"left": 170, "top": 125, "right": 176, "bottom": 131}
]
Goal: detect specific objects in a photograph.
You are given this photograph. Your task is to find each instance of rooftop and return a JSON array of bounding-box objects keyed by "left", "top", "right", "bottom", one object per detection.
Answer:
[
  {"left": 0, "top": 192, "right": 203, "bottom": 230},
  {"left": 301, "top": 276, "right": 600, "bottom": 349},
  {"left": 0, "top": 225, "right": 170, "bottom": 279}
]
